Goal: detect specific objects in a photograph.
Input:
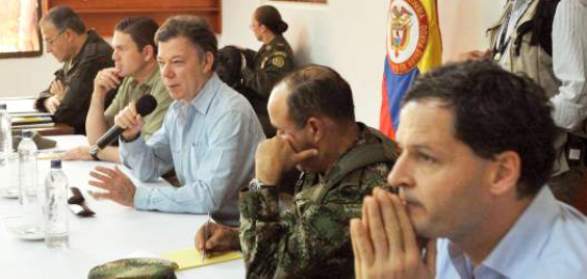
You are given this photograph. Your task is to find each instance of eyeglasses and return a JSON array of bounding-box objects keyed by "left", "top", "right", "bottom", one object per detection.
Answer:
[{"left": 45, "top": 30, "right": 65, "bottom": 46}]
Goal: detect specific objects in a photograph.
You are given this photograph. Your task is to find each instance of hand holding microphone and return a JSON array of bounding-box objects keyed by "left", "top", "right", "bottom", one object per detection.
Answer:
[
  {"left": 115, "top": 95, "right": 157, "bottom": 142},
  {"left": 115, "top": 102, "right": 144, "bottom": 141},
  {"left": 92, "top": 95, "right": 157, "bottom": 157}
]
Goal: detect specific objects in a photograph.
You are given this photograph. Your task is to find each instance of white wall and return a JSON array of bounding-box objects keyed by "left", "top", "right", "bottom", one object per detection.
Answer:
[
  {"left": 0, "top": 0, "right": 506, "bottom": 127},
  {"left": 221, "top": 0, "right": 506, "bottom": 127},
  {"left": 439, "top": 0, "right": 506, "bottom": 62},
  {"left": 0, "top": 55, "right": 58, "bottom": 97}
]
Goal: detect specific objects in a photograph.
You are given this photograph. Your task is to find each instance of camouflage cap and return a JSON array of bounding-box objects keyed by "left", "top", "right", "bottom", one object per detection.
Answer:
[
  {"left": 12, "top": 131, "right": 57, "bottom": 150},
  {"left": 88, "top": 257, "right": 179, "bottom": 279}
]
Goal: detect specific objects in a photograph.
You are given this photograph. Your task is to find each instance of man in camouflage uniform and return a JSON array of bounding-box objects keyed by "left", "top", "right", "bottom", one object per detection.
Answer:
[
  {"left": 195, "top": 65, "right": 397, "bottom": 278},
  {"left": 35, "top": 6, "right": 113, "bottom": 134},
  {"left": 242, "top": 5, "right": 295, "bottom": 137}
]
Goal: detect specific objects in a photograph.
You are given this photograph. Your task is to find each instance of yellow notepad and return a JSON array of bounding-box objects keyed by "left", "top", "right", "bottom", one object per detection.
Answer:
[{"left": 161, "top": 248, "right": 242, "bottom": 270}]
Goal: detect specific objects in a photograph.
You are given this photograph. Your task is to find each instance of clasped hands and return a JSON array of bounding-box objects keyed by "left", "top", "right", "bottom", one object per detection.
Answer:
[
  {"left": 351, "top": 188, "right": 436, "bottom": 279},
  {"left": 45, "top": 79, "right": 66, "bottom": 114}
]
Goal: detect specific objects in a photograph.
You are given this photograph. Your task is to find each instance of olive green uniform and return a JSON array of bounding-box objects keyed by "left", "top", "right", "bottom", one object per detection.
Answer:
[
  {"left": 104, "top": 67, "right": 172, "bottom": 140},
  {"left": 242, "top": 35, "right": 294, "bottom": 137}
]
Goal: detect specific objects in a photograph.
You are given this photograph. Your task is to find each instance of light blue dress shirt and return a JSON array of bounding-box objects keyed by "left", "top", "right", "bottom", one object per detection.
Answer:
[
  {"left": 436, "top": 187, "right": 587, "bottom": 279},
  {"left": 120, "top": 74, "right": 265, "bottom": 225}
]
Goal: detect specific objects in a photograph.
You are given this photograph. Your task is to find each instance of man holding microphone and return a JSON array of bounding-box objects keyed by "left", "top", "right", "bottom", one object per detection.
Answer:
[
  {"left": 87, "top": 16, "right": 264, "bottom": 226},
  {"left": 63, "top": 16, "right": 172, "bottom": 163}
]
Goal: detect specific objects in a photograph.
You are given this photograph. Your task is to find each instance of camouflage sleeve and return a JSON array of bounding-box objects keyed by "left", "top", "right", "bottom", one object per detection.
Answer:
[
  {"left": 242, "top": 52, "right": 293, "bottom": 99},
  {"left": 239, "top": 186, "right": 281, "bottom": 277},
  {"left": 239, "top": 163, "right": 392, "bottom": 279}
]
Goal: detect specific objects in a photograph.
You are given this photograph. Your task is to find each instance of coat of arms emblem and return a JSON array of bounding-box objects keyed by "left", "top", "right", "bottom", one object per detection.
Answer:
[{"left": 387, "top": 0, "right": 429, "bottom": 74}]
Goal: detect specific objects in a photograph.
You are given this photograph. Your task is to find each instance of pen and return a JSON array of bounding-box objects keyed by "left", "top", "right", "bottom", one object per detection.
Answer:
[{"left": 202, "top": 210, "right": 210, "bottom": 262}]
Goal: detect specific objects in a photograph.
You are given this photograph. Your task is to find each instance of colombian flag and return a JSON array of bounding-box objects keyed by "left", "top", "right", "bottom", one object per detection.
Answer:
[{"left": 380, "top": 0, "right": 442, "bottom": 139}]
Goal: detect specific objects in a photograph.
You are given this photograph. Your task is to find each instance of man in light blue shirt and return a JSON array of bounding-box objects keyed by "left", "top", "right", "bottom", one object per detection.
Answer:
[
  {"left": 88, "top": 16, "right": 264, "bottom": 226},
  {"left": 350, "top": 61, "right": 587, "bottom": 279},
  {"left": 437, "top": 187, "right": 587, "bottom": 279}
]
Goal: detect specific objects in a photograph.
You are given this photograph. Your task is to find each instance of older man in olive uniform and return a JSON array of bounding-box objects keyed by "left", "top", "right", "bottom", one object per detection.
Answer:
[
  {"left": 35, "top": 6, "right": 113, "bottom": 134},
  {"left": 195, "top": 65, "right": 397, "bottom": 278}
]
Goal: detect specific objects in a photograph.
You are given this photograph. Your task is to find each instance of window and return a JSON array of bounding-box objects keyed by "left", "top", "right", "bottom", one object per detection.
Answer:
[{"left": 0, "top": 0, "right": 42, "bottom": 58}]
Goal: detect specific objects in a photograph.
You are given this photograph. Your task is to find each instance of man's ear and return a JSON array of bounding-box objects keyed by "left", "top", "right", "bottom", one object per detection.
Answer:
[
  {"left": 63, "top": 29, "right": 73, "bottom": 43},
  {"left": 202, "top": 51, "right": 214, "bottom": 74},
  {"left": 142, "top": 45, "right": 155, "bottom": 62},
  {"left": 489, "top": 151, "right": 521, "bottom": 196},
  {"left": 306, "top": 117, "right": 324, "bottom": 144}
]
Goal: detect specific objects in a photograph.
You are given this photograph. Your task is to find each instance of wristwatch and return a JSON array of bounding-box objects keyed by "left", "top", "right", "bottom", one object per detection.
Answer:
[
  {"left": 248, "top": 178, "right": 274, "bottom": 192},
  {"left": 89, "top": 145, "right": 101, "bottom": 161}
]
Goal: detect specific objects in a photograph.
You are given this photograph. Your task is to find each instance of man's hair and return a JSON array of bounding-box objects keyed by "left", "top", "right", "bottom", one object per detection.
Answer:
[
  {"left": 41, "top": 5, "right": 86, "bottom": 34},
  {"left": 115, "top": 16, "right": 159, "bottom": 53},
  {"left": 154, "top": 15, "right": 217, "bottom": 70},
  {"left": 254, "top": 5, "right": 288, "bottom": 35},
  {"left": 403, "top": 61, "right": 556, "bottom": 197},
  {"left": 279, "top": 65, "right": 355, "bottom": 128}
]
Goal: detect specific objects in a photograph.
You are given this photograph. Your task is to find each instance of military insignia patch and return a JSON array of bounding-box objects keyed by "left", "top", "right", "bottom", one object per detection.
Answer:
[{"left": 272, "top": 56, "right": 285, "bottom": 68}]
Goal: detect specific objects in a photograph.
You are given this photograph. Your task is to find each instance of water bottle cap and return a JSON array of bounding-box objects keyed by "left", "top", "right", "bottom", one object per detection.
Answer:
[
  {"left": 50, "top": 159, "right": 62, "bottom": 168},
  {"left": 22, "top": 130, "right": 33, "bottom": 138},
  {"left": 0, "top": 103, "right": 6, "bottom": 110}
]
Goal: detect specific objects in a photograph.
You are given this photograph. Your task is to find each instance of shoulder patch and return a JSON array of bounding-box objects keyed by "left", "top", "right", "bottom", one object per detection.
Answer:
[{"left": 272, "top": 56, "right": 285, "bottom": 68}]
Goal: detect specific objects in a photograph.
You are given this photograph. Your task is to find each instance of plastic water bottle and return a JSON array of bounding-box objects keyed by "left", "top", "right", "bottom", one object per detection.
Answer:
[
  {"left": 0, "top": 103, "right": 12, "bottom": 157},
  {"left": 18, "top": 130, "right": 41, "bottom": 233},
  {"left": 0, "top": 103, "right": 18, "bottom": 198},
  {"left": 44, "top": 159, "right": 69, "bottom": 248}
]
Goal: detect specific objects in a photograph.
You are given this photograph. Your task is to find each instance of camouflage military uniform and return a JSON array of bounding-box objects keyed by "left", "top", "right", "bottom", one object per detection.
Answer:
[
  {"left": 242, "top": 35, "right": 294, "bottom": 137},
  {"left": 35, "top": 30, "right": 113, "bottom": 134},
  {"left": 239, "top": 123, "right": 398, "bottom": 279}
]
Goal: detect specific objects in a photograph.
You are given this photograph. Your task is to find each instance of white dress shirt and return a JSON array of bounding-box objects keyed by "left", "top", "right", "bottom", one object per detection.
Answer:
[{"left": 550, "top": 0, "right": 587, "bottom": 130}]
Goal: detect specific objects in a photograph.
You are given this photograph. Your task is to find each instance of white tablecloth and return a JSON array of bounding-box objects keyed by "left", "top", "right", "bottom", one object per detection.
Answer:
[{"left": 0, "top": 135, "right": 246, "bottom": 278}]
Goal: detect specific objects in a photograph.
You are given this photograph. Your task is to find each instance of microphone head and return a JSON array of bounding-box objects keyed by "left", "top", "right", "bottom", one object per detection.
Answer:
[{"left": 135, "top": 95, "right": 158, "bottom": 117}]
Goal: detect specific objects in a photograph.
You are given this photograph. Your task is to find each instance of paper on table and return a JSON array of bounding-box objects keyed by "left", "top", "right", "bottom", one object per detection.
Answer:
[
  {"left": 2, "top": 98, "right": 37, "bottom": 114},
  {"left": 161, "top": 248, "right": 242, "bottom": 270},
  {"left": 11, "top": 115, "right": 53, "bottom": 126}
]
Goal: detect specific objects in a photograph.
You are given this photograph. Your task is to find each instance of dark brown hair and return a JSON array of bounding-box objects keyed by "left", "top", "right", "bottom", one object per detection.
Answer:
[{"left": 254, "top": 5, "right": 288, "bottom": 35}]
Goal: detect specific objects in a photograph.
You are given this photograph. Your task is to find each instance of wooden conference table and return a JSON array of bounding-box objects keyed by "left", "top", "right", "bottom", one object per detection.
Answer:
[{"left": 0, "top": 136, "right": 245, "bottom": 278}]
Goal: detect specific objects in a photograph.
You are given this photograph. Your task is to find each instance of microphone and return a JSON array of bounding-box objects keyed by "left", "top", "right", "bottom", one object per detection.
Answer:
[{"left": 95, "top": 94, "right": 157, "bottom": 149}]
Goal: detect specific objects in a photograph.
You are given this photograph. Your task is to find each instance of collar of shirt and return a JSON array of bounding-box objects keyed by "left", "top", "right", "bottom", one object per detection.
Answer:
[
  {"left": 171, "top": 73, "right": 221, "bottom": 116},
  {"left": 498, "top": 0, "right": 533, "bottom": 48},
  {"left": 447, "top": 187, "right": 558, "bottom": 278},
  {"left": 126, "top": 66, "right": 160, "bottom": 95},
  {"left": 508, "top": 0, "right": 533, "bottom": 32},
  {"left": 67, "top": 30, "right": 100, "bottom": 75}
]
